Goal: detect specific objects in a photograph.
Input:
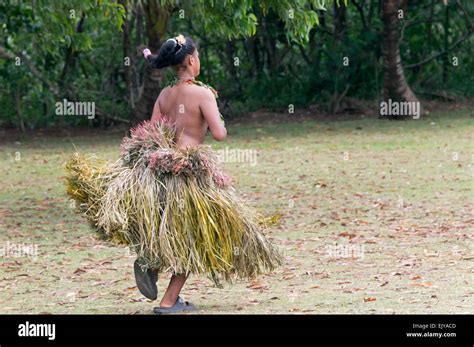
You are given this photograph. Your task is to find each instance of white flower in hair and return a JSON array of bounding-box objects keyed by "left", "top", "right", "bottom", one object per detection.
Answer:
[{"left": 175, "top": 34, "right": 186, "bottom": 46}]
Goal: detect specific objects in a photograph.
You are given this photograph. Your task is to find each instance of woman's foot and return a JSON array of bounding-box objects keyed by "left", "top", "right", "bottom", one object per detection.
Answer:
[
  {"left": 133, "top": 259, "right": 158, "bottom": 300},
  {"left": 153, "top": 296, "right": 197, "bottom": 315}
]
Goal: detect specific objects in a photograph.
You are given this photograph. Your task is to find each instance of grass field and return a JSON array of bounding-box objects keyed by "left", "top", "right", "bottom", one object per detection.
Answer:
[{"left": 0, "top": 110, "right": 473, "bottom": 314}]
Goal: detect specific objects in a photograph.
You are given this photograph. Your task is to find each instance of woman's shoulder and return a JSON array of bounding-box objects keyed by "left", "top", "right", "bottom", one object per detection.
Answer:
[
  {"left": 191, "top": 81, "right": 218, "bottom": 98},
  {"left": 158, "top": 85, "right": 171, "bottom": 99}
]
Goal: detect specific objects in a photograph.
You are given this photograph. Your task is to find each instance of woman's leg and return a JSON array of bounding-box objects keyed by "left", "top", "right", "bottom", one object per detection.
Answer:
[{"left": 159, "top": 274, "right": 188, "bottom": 307}]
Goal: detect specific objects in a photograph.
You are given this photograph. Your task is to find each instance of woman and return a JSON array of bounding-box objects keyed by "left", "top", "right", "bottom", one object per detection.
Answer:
[
  {"left": 65, "top": 35, "right": 282, "bottom": 315},
  {"left": 136, "top": 35, "right": 229, "bottom": 313}
]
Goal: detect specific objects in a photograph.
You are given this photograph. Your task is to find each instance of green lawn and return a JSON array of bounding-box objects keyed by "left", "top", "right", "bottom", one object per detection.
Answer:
[{"left": 0, "top": 110, "right": 473, "bottom": 314}]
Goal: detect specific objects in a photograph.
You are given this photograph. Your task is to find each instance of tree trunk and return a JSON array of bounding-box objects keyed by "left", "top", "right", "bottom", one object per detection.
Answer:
[
  {"left": 442, "top": 3, "right": 450, "bottom": 84},
  {"left": 132, "top": 1, "right": 171, "bottom": 121},
  {"left": 15, "top": 86, "right": 25, "bottom": 132},
  {"left": 58, "top": 12, "right": 85, "bottom": 128},
  {"left": 334, "top": 1, "right": 347, "bottom": 41},
  {"left": 119, "top": 0, "right": 135, "bottom": 110},
  {"left": 381, "top": 0, "right": 419, "bottom": 118}
]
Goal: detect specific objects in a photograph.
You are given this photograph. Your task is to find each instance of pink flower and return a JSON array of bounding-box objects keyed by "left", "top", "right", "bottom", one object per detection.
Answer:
[{"left": 212, "top": 170, "right": 232, "bottom": 188}]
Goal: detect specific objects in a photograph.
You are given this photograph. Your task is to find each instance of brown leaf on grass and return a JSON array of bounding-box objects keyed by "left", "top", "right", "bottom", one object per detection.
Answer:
[
  {"left": 364, "top": 297, "right": 377, "bottom": 302},
  {"left": 129, "top": 298, "right": 148, "bottom": 302},
  {"left": 312, "top": 271, "right": 330, "bottom": 279},
  {"left": 247, "top": 280, "right": 268, "bottom": 290},
  {"left": 339, "top": 232, "right": 356, "bottom": 239},
  {"left": 355, "top": 219, "right": 369, "bottom": 225},
  {"left": 343, "top": 288, "right": 362, "bottom": 293},
  {"left": 410, "top": 275, "right": 422, "bottom": 280},
  {"left": 73, "top": 268, "right": 87, "bottom": 275},
  {"left": 411, "top": 282, "right": 432, "bottom": 287},
  {"left": 282, "top": 274, "right": 295, "bottom": 280},
  {"left": 99, "top": 260, "right": 113, "bottom": 266}
]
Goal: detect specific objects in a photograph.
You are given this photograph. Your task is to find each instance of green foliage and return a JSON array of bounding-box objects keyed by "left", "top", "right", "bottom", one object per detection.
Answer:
[
  {"left": 0, "top": 0, "right": 472, "bottom": 128},
  {"left": 0, "top": 0, "right": 125, "bottom": 129}
]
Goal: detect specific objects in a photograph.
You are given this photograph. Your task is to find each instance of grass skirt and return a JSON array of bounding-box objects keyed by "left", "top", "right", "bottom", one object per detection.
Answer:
[{"left": 65, "top": 120, "right": 282, "bottom": 285}]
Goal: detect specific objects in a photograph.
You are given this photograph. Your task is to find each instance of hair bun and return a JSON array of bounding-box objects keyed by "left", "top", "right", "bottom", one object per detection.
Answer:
[
  {"left": 164, "top": 38, "right": 178, "bottom": 52},
  {"left": 146, "top": 36, "right": 195, "bottom": 69}
]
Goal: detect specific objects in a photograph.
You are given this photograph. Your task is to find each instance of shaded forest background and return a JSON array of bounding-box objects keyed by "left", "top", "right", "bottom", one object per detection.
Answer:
[{"left": 0, "top": 0, "right": 472, "bottom": 130}]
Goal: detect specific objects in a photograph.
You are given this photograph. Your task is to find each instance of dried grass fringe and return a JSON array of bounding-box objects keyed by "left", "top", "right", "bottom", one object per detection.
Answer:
[{"left": 64, "top": 120, "right": 282, "bottom": 286}]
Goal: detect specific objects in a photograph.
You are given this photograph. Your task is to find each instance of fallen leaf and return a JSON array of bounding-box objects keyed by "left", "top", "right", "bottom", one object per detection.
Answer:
[
  {"left": 411, "top": 282, "right": 432, "bottom": 287},
  {"left": 282, "top": 274, "right": 295, "bottom": 280},
  {"left": 73, "top": 268, "right": 87, "bottom": 275},
  {"left": 247, "top": 280, "right": 268, "bottom": 290}
]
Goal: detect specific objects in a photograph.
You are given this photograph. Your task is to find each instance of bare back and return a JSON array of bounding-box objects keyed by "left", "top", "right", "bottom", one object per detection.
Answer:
[{"left": 151, "top": 82, "right": 226, "bottom": 148}]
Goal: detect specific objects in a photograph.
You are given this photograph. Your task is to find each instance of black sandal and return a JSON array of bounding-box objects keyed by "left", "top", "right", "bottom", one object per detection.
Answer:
[
  {"left": 153, "top": 296, "right": 197, "bottom": 315},
  {"left": 133, "top": 258, "right": 158, "bottom": 300}
]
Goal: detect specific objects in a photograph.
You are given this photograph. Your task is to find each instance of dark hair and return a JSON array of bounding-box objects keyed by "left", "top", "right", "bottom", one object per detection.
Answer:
[{"left": 144, "top": 36, "right": 196, "bottom": 69}]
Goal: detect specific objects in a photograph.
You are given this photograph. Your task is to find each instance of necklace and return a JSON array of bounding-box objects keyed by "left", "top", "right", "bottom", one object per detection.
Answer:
[
  {"left": 177, "top": 76, "right": 195, "bottom": 81},
  {"left": 168, "top": 77, "right": 219, "bottom": 98}
]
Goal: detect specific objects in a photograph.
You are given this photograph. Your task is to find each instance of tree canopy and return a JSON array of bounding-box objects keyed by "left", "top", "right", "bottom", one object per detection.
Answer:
[{"left": 0, "top": 0, "right": 472, "bottom": 129}]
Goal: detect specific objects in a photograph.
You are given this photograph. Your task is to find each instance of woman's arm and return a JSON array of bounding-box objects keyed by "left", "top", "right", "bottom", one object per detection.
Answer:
[{"left": 199, "top": 88, "right": 227, "bottom": 141}]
